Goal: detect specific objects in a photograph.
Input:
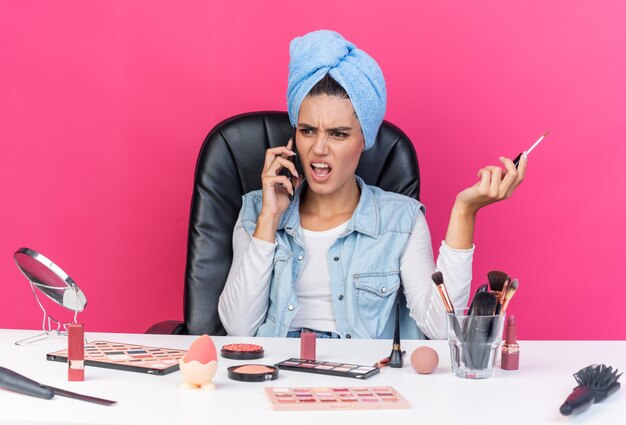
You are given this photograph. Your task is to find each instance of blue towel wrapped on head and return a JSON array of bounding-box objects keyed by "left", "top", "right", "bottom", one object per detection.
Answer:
[{"left": 287, "top": 30, "right": 387, "bottom": 151}]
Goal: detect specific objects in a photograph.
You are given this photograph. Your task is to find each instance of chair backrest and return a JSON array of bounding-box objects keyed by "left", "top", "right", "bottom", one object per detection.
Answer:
[{"left": 183, "top": 111, "right": 420, "bottom": 335}]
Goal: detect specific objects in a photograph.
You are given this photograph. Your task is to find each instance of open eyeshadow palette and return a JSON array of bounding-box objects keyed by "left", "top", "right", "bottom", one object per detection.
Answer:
[
  {"left": 46, "top": 340, "right": 187, "bottom": 375},
  {"left": 265, "top": 386, "right": 410, "bottom": 411},
  {"left": 275, "top": 358, "right": 380, "bottom": 379}
]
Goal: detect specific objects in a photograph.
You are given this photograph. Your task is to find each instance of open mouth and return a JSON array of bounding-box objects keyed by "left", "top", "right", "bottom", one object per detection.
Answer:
[{"left": 311, "top": 162, "right": 332, "bottom": 178}]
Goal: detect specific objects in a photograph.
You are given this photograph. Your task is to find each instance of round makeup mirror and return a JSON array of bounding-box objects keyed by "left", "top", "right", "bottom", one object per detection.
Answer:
[{"left": 14, "top": 247, "right": 87, "bottom": 345}]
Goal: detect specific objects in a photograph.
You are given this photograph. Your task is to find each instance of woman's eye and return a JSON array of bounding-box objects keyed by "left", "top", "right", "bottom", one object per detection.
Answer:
[
  {"left": 300, "top": 128, "right": 314, "bottom": 135},
  {"left": 332, "top": 132, "right": 348, "bottom": 138}
]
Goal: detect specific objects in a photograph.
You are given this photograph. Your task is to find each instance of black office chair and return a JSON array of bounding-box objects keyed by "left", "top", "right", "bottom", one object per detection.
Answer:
[{"left": 147, "top": 111, "right": 420, "bottom": 335}]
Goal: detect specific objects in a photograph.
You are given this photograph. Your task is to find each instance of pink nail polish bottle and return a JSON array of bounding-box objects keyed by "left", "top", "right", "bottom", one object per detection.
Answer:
[{"left": 501, "top": 315, "right": 519, "bottom": 370}]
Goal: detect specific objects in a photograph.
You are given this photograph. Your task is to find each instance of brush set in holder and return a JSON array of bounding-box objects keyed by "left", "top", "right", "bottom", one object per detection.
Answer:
[{"left": 434, "top": 270, "right": 518, "bottom": 379}]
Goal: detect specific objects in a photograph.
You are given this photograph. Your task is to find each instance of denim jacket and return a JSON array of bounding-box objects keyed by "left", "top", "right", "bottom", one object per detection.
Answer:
[{"left": 239, "top": 176, "right": 427, "bottom": 339}]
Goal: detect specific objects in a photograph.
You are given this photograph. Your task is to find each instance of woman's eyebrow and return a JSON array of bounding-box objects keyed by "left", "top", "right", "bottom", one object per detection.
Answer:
[
  {"left": 327, "top": 126, "right": 352, "bottom": 132},
  {"left": 297, "top": 123, "right": 353, "bottom": 132}
]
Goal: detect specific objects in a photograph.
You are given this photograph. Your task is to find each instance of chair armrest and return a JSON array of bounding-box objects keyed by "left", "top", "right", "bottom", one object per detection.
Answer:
[{"left": 145, "top": 320, "right": 186, "bottom": 334}]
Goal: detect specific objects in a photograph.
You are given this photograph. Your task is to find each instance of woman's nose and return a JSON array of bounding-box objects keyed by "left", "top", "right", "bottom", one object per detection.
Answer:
[{"left": 312, "top": 133, "right": 329, "bottom": 155}]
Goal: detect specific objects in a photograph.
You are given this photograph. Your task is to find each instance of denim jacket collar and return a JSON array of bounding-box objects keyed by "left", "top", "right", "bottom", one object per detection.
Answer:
[{"left": 278, "top": 176, "right": 379, "bottom": 239}]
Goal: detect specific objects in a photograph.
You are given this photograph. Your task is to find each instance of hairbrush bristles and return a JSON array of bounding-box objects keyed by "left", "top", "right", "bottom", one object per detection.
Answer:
[
  {"left": 574, "top": 364, "right": 622, "bottom": 391},
  {"left": 560, "top": 364, "right": 622, "bottom": 416}
]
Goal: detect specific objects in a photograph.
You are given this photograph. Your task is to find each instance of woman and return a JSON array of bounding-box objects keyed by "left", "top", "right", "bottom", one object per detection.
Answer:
[{"left": 218, "top": 30, "right": 526, "bottom": 339}]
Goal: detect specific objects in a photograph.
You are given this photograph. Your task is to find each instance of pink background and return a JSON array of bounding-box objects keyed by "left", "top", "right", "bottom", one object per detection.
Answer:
[{"left": 1, "top": 1, "right": 625, "bottom": 339}]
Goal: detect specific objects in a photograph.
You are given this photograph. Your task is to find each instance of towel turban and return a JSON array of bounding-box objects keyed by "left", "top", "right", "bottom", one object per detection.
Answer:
[{"left": 287, "top": 30, "right": 387, "bottom": 151}]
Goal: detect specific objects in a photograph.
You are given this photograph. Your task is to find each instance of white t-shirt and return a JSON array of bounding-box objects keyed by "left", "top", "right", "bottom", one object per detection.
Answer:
[{"left": 289, "top": 221, "right": 349, "bottom": 333}]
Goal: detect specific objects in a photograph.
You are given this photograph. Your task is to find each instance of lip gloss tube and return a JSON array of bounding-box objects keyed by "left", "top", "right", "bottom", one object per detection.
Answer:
[{"left": 68, "top": 323, "right": 85, "bottom": 381}]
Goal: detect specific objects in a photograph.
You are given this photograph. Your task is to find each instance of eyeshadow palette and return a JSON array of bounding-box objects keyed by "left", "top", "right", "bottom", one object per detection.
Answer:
[
  {"left": 275, "top": 358, "right": 380, "bottom": 379},
  {"left": 46, "top": 340, "right": 186, "bottom": 375},
  {"left": 265, "top": 386, "right": 410, "bottom": 411}
]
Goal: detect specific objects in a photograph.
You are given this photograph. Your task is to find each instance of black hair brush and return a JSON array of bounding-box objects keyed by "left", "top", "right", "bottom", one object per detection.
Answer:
[{"left": 560, "top": 364, "right": 622, "bottom": 416}]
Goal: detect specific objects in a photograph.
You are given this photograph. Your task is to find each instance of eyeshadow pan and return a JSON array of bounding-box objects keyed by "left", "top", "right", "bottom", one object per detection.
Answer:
[{"left": 107, "top": 354, "right": 130, "bottom": 361}]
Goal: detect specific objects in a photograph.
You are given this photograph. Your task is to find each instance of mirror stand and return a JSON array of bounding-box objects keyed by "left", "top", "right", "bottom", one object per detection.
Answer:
[
  {"left": 13, "top": 248, "right": 87, "bottom": 346},
  {"left": 15, "top": 280, "right": 81, "bottom": 346}
]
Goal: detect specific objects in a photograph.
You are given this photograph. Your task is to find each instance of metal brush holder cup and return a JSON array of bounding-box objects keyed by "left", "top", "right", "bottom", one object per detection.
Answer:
[{"left": 13, "top": 248, "right": 87, "bottom": 346}]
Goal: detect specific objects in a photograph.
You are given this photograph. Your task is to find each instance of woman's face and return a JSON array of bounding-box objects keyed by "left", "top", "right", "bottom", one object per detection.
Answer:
[{"left": 296, "top": 94, "right": 364, "bottom": 197}]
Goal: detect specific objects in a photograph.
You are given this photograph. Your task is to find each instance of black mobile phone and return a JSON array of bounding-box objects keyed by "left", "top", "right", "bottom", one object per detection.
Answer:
[{"left": 286, "top": 127, "right": 302, "bottom": 201}]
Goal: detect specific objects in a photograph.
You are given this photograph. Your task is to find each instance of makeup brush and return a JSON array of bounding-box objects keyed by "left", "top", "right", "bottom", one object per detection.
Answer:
[
  {"left": 431, "top": 271, "right": 455, "bottom": 314},
  {"left": 0, "top": 366, "right": 116, "bottom": 405},
  {"left": 388, "top": 302, "right": 404, "bottom": 368},
  {"left": 467, "top": 284, "right": 488, "bottom": 315},
  {"left": 513, "top": 130, "right": 550, "bottom": 168},
  {"left": 374, "top": 351, "right": 407, "bottom": 368},
  {"left": 501, "top": 278, "right": 519, "bottom": 313},
  {"left": 465, "top": 292, "right": 499, "bottom": 369},
  {"left": 487, "top": 270, "right": 510, "bottom": 315},
  {"left": 560, "top": 364, "right": 622, "bottom": 416}
]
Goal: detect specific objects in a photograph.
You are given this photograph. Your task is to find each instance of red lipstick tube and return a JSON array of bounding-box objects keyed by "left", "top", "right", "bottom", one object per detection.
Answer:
[
  {"left": 300, "top": 331, "right": 316, "bottom": 361},
  {"left": 68, "top": 323, "right": 85, "bottom": 381},
  {"left": 501, "top": 315, "right": 519, "bottom": 371}
]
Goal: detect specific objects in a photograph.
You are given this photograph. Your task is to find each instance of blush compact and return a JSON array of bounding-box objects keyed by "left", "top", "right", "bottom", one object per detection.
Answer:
[
  {"left": 221, "top": 343, "right": 264, "bottom": 360},
  {"left": 227, "top": 364, "right": 278, "bottom": 382}
]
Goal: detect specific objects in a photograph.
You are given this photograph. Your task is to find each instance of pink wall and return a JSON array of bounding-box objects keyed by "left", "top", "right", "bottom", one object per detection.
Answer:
[{"left": 1, "top": 1, "right": 625, "bottom": 339}]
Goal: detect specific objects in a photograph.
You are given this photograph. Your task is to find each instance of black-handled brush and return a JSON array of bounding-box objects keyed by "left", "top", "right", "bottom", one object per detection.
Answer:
[
  {"left": 0, "top": 366, "right": 54, "bottom": 400},
  {"left": 0, "top": 366, "right": 117, "bottom": 405},
  {"left": 464, "top": 292, "right": 499, "bottom": 370},
  {"left": 388, "top": 302, "right": 404, "bottom": 368},
  {"left": 467, "top": 284, "right": 488, "bottom": 316},
  {"left": 560, "top": 364, "right": 621, "bottom": 416}
]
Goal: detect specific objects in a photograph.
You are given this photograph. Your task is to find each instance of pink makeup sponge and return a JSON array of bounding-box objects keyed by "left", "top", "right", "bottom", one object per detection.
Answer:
[
  {"left": 183, "top": 334, "right": 217, "bottom": 364},
  {"left": 410, "top": 346, "right": 439, "bottom": 374}
]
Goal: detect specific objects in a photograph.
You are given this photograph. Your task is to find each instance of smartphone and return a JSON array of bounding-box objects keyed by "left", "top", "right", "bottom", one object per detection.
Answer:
[{"left": 283, "top": 127, "right": 302, "bottom": 201}]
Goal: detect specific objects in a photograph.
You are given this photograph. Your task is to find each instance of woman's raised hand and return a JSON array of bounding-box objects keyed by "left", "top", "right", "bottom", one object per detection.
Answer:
[
  {"left": 455, "top": 154, "right": 528, "bottom": 214},
  {"left": 253, "top": 139, "right": 302, "bottom": 242},
  {"left": 444, "top": 154, "right": 528, "bottom": 250}
]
